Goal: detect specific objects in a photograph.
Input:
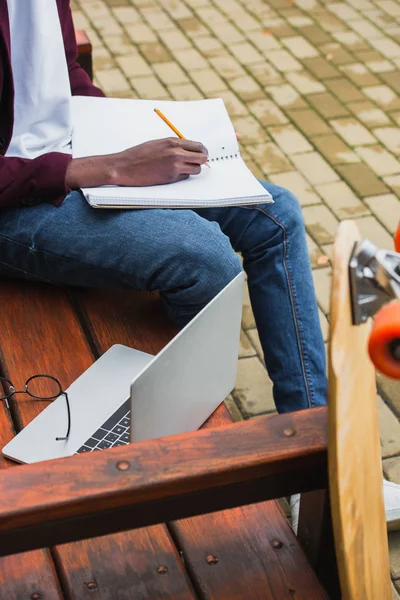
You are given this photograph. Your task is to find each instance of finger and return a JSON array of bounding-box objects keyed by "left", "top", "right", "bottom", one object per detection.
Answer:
[
  {"left": 178, "top": 149, "right": 208, "bottom": 165},
  {"left": 171, "top": 138, "right": 209, "bottom": 156},
  {"left": 175, "top": 173, "right": 190, "bottom": 182},
  {"left": 181, "top": 163, "right": 202, "bottom": 175}
]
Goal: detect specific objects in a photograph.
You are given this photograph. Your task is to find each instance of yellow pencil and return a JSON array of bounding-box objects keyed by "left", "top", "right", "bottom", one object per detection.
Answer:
[{"left": 154, "top": 108, "right": 210, "bottom": 168}]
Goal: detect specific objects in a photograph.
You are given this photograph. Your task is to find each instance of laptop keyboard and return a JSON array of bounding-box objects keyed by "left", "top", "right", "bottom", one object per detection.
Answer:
[{"left": 76, "top": 399, "right": 131, "bottom": 454}]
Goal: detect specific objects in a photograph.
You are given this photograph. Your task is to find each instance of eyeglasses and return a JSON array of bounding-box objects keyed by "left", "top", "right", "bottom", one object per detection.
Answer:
[{"left": 0, "top": 375, "right": 71, "bottom": 441}]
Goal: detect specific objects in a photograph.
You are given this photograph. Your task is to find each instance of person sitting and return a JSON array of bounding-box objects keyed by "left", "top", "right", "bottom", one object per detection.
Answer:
[{"left": 0, "top": 0, "right": 398, "bottom": 530}]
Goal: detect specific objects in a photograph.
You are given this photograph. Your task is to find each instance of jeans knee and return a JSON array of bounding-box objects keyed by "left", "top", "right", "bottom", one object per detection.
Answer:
[
  {"left": 193, "top": 237, "right": 242, "bottom": 300},
  {"left": 164, "top": 228, "right": 242, "bottom": 327},
  {"left": 216, "top": 249, "right": 242, "bottom": 292}
]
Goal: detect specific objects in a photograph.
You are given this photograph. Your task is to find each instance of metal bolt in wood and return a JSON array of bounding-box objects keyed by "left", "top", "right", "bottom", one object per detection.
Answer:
[
  {"left": 86, "top": 581, "right": 98, "bottom": 590},
  {"left": 156, "top": 566, "right": 168, "bottom": 575},
  {"left": 116, "top": 460, "right": 130, "bottom": 471},
  {"left": 283, "top": 428, "right": 296, "bottom": 437}
]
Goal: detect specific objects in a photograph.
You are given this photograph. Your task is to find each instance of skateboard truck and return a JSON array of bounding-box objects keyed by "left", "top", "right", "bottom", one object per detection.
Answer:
[{"left": 349, "top": 239, "right": 400, "bottom": 326}]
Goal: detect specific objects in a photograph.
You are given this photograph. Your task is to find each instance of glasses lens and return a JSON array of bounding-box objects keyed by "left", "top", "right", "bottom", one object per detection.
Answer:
[
  {"left": 0, "top": 378, "right": 14, "bottom": 400},
  {"left": 26, "top": 375, "right": 62, "bottom": 399}
]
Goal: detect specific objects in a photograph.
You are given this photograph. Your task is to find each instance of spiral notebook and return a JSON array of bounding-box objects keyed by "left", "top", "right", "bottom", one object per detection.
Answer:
[{"left": 71, "top": 96, "right": 273, "bottom": 209}]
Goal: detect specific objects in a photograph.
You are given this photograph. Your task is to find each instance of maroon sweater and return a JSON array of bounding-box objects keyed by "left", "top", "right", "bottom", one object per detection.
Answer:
[{"left": 0, "top": 0, "right": 104, "bottom": 209}]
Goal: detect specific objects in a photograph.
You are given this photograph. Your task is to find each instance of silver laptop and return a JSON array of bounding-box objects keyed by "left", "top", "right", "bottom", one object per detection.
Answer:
[{"left": 2, "top": 272, "right": 245, "bottom": 464}]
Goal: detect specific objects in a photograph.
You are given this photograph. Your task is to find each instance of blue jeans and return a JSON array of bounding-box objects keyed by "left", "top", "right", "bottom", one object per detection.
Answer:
[{"left": 0, "top": 181, "right": 327, "bottom": 413}]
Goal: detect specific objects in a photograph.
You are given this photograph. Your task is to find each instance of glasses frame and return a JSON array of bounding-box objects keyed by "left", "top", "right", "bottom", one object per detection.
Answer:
[{"left": 0, "top": 374, "right": 71, "bottom": 441}]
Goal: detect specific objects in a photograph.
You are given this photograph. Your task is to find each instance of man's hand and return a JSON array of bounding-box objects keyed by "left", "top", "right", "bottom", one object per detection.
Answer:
[
  {"left": 66, "top": 138, "right": 208, "bottom": 190},
  {"left": 111, "top": 138, "right": 208, "bottom": 186}
]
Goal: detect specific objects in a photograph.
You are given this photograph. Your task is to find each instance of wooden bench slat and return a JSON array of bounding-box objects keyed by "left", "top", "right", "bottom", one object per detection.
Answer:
[
  {"left": 0, "top": 391, "right": 64, "bottom": 598},
  {"left": 76, "top": 288, "right": 178, "bottom": 356},
  {"left": 0, "top": 280, "right": 196, "bottom": 598},
  {"left": 0, "top": 407, "right": 327, "bottom": 554},
  {"left": 0, "top": 401, "right": 14, "bottom": 469},
  {"left": 0, "top": 407, "right": 328, "bottom": 528},
  {"left": 0, "top": 281, "right": 94, "bottom": 427},
  {"left": 53, "top": 528, "right": 197, "bottom": 600},
  {"left": 171, "top": 502, "right": 328, "bottom": 600},
  {"left": 0, "top": 551, "right": 64, "bottom": 600}
]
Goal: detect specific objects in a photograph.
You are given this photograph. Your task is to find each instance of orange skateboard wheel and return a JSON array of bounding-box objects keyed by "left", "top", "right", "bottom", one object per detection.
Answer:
[
  {"left": 395, "top": 222, "right": 400, "bottom": 253},
  {"left": 368, "top": 302, "right": 400, "bottom": 379}
]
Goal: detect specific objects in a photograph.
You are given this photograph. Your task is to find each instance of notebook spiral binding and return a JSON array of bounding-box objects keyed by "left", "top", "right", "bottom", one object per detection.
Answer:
[{"left": 210, "top": 152, "right": 239, "bottom": 163}]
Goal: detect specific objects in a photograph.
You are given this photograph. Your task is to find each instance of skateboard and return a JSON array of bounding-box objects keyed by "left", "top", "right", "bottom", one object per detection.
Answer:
[{"left": 330, "top": 220, "right": 391, "bottom": 600}]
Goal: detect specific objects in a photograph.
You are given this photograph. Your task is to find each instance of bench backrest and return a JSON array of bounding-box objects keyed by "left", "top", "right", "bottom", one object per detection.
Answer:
[
  {"left": 75, "top": 29, "right": 93, "bottom": 80},
  {"left": 328, "top": 220, "right": 391, "bottom": 599}
]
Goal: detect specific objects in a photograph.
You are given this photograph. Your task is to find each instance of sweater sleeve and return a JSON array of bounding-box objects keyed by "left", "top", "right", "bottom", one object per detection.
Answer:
[{"left": 0, "top": 152, "right": 72, "bottom": 209}]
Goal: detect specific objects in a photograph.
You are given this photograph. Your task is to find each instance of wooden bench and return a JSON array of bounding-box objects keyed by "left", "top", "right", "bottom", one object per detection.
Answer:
[
  {"left": 0, "top": 280, "right": 336, "bottom": 598},
  {"left": 0, "top": 221, "right": 392, "bottom": 598}
]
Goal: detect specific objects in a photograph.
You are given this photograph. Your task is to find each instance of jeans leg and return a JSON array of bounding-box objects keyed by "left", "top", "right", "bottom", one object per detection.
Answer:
[
  {"left": 0, "top": 188, "right": 326, "bottom": 413},
  {"left": 196, "top": 182, "right": 327, "bottom": 413},
  {"left": 0, "top": 191, "right": 242, "bottom": 328}
]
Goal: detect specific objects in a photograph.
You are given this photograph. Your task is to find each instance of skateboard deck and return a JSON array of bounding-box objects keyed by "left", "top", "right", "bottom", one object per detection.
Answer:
[{"left": 328, "top": 220, "right": 391, "bottom": 600}]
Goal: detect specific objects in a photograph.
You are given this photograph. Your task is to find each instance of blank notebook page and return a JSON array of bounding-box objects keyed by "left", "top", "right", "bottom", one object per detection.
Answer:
[{"left": 71, "top": 96, "right": 272, "bottom": 207}]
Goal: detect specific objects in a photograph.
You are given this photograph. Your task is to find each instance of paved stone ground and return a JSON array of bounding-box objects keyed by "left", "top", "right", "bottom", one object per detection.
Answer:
[{"left": 71, "top": 0, "right": 400, "bottom": 591}]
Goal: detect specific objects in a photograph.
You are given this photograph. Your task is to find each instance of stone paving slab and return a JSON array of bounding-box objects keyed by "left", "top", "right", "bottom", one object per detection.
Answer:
[{"left": 72, "top": 0, "right": 400, "bottom": 589}]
